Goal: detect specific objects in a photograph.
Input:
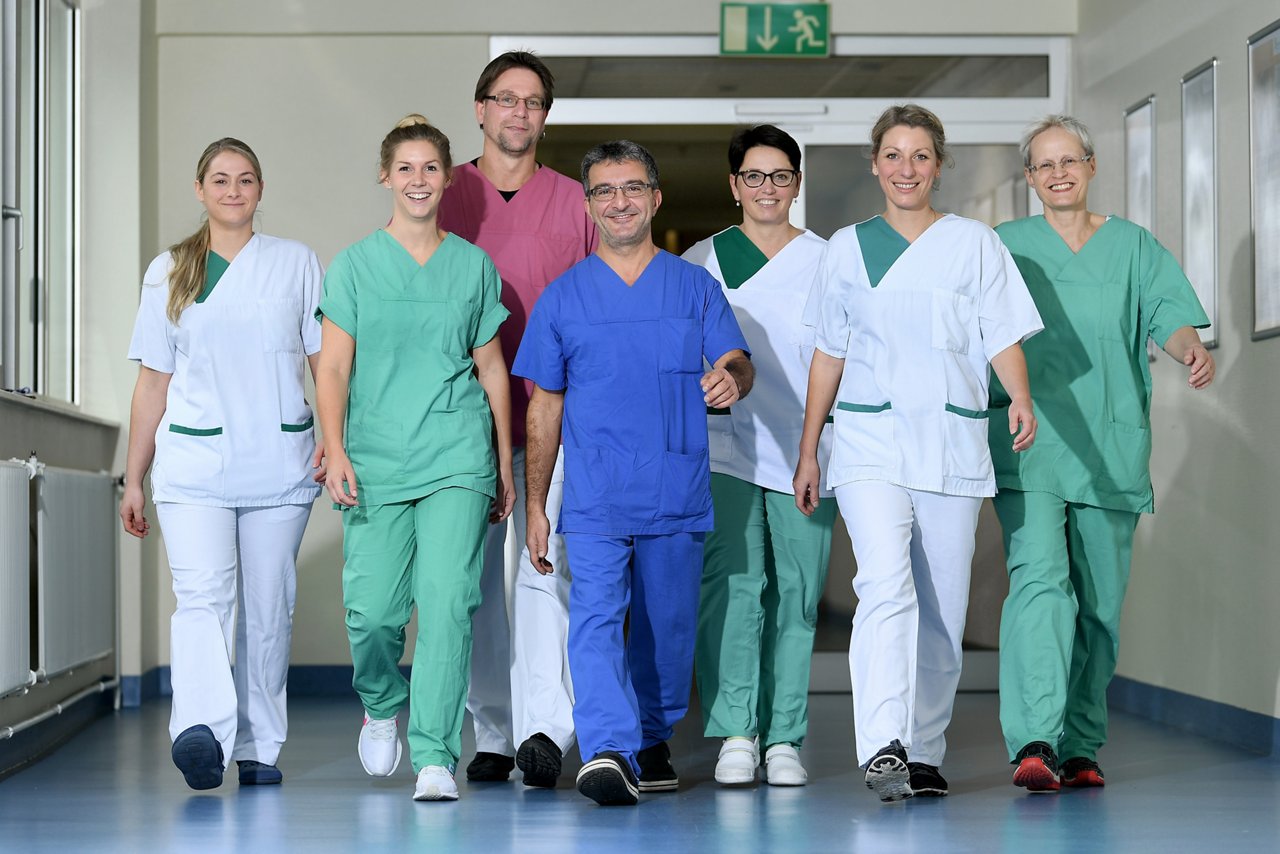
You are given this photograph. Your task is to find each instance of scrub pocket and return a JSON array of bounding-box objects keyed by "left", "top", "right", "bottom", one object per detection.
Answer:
[
  {"left": 258, "top": 298, "right": 305, "bottom": 353},
  {"left": 931, "top": 290, "right": 973, "bottom": 354},
  {"left": 659, "top": 449, "right": 711, "bottom": 519},
  {"left": 158, "top": 424, "right": 225, "bottom": 497},
  {"left": 660, "top": 317, "right": 702, "bottom": 373},
  {"left": 942, "top": 404, "right": 993, "bottom": 481},
  {"left": 279, "top": 412, "right": 317, "bottom": 491},
  {"left": 832, "top": 402, "right": 894, "bottom": 472},
  {"left": 706, "top": 410, "right": 735, "bottom": 463},
  {"left": 367, "top": 297, "right": 464, "bottom": 354}
]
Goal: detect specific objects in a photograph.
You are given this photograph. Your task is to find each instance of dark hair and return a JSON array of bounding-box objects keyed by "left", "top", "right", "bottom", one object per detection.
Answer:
[
  {"left": 728, "top": 124, "right": 801, "bottom": 173},
  {"left": 474, "top": 50, "right": 556, "bottom": 111},
  {"left": 870, "top": 103, "right": 950, "bottom": 165},
  {"left": 580, "top": 140, "right": 660, "bottom": 193},
  {"left": 378, "top": 114, "right": 453, "bottom": 180}
]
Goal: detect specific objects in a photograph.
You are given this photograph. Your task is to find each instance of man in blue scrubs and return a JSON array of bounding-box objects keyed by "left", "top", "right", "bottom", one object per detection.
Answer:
[{"left": 514, "top": 140, "right": 754, "bottom": 806}]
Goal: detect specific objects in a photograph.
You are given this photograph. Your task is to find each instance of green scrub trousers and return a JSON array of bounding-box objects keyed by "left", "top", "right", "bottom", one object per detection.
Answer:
[
  {"left": 696, "top": 473, "right": 836, "bottom": 747},
  {"left": 342, "top": 486, "right": 491, "bottom": 770},
  {"left": 994, "top": 488, "right": 1139, "bottom": 762}
]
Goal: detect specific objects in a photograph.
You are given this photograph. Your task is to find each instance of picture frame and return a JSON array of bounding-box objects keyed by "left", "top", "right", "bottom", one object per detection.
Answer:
[
  {"left": 1124, "top": 95, "right": 1159, "bottom": 360},
  {"left": 1182, "top": 59, "right": 1218, "bottom": 347},
  {"left": 1248, "top": 19, "right": 1280, "bottom": 339}
]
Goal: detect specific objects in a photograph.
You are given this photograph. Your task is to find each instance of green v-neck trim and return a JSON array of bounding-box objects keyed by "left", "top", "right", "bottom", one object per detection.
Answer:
[
  {"left": 856, "top": 216, "right": 910, "bottom": 288},
  {"left": 713, "top": 226, "right": 769, "bottom": 289},
  {"left": 196, "top": 251, "right": 231, "bottom": 304},
  {"left": 378, "top": 228, "right": 455, "bottom": 275}
]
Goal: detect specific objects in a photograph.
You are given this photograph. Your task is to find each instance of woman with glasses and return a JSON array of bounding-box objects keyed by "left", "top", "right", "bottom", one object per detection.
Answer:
[
  {"left": 682, "top": 125, "right": 835, "bottom": 788},
  {"left": 315, "top": 114, "right": 514, "bottom": 802},
  {"left": 794, "top": 104, "right": 1043, "bottom": 802},
  {"left": 991, "top": 115, "right": 1213, "bottom": 793}
]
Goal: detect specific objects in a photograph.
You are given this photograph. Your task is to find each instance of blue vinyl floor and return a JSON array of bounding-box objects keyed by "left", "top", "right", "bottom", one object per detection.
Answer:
[{"left": 2, "top": 692, "right": 1277, "bottom": 853}]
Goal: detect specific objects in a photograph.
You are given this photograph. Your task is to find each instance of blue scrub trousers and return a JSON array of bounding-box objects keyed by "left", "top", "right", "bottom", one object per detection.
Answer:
[{"left": 564, "top": 531, "right": 704, "bottom": 775}]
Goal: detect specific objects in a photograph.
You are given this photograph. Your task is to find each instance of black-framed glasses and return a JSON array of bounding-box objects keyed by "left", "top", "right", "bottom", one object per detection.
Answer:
[
  {"left": 587, "top": 181, "right": 655, "bottom": 201},
  {"left": 482, "top": 93, "right": 547, "bottom": 112},
  {"left": 734, "top": 169, "right": 799, "bottom": 188},
  {"left": 1026, "top": 154, "right": 1092, "bottom": 175}
]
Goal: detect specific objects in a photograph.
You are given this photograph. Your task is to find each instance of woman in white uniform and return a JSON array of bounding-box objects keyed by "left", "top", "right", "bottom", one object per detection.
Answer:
[
  {"left": 793, "top": 105, "right": 1043, "bottom": 802},
  {"left": 683, "top": 124, "right": 836, "bottom": 787},
  {"left": 120, "top": 138, "right": 324, "bottom": 790}
]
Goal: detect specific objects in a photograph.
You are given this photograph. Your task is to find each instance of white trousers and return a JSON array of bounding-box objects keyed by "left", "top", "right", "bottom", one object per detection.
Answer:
[
  {"left": 157, "top": 502, "right": 312, "bottom": 766},
  {"left": 834, "top": 481, "right": 981, "bottom": 767},
  {"left": 467, "top": 447, "right": 575, "bottom": 755}
]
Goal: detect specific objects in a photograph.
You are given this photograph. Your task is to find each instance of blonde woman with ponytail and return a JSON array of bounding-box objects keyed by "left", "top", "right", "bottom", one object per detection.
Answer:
[
  {"left": 120, "top": 138, "right": 326, "bottom": 790},
  {"left": 315, "top": 114, "right": 514, "bottom": 802}
]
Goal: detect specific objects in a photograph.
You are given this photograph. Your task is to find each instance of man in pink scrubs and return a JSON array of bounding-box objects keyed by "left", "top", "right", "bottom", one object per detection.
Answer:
[{"left": 439, "top": 50, "right": 598, "bottom": 789}]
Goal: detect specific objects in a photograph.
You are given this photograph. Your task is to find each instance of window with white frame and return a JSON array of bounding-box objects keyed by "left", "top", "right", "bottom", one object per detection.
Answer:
[{"left": 2, "top": 0, "right": 79, "bottom": 402}]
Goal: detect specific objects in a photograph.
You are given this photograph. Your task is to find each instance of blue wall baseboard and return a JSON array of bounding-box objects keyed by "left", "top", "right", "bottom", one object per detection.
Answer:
[
  {"left": 0, "top": 689, "right": 114, "bottom": 780},
  {"left": 122, "top": 665, "right": 407, "bottom": 706},
  {"left": 1108, "top": 676, "right": 1280, "bottom": 757}
]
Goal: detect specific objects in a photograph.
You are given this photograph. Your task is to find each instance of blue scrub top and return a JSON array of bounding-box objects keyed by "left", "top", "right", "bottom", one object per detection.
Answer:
[{"left": 513, "top": 251, "right": 750, "bottom": 536}]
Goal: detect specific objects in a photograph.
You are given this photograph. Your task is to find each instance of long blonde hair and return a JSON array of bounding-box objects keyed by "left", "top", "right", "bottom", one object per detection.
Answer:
[{"left": 166, "top": 138, "right": 263, "bottom": 323}]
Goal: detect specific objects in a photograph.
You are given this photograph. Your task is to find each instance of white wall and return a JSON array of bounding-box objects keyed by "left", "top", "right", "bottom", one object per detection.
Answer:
[{"left": 1075, "top": 0, "right": 1280, "bottom": 718}]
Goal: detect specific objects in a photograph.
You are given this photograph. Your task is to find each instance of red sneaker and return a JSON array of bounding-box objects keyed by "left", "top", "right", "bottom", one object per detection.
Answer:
[
  {"left": 1061, "top": 757, "right": 1105, "bottom": 787},
  {"left": 1012, "top": 741, "right": 1061, "bottom": 793}
]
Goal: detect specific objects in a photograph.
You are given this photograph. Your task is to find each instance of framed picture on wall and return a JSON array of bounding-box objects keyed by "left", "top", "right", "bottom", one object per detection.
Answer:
[
  {"left": 1125, "top": 95, "right": 1159, "bottom": 360},
  {"left": 1249, "top": 19, "right": 1280, "bottom": 339},
  {"left": 1182, "top": 59, "right": 1218, "bottom": 348}
]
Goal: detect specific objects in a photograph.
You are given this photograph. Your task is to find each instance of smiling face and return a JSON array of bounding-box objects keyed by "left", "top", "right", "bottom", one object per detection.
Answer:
[
  {"left": 872, "top": 125, "right": 940, "bottom": 214},
  {"left": 732, "top": 145, "right": 801, "bottom": 228},
  {"left": 381, "top": 140, "right": 450, "bottom": 224},
  {"left": 1025, "top": 125, "right": 1096, "bottom": 212},
  {"left": 584, "top": 159, "right": 661, "bottom": 251},
  {"left": 476, "top": 67, "right": 549, "bottom": 157},
  {"left": 195, "top": 151, "right": 262, "bottom": 230}
]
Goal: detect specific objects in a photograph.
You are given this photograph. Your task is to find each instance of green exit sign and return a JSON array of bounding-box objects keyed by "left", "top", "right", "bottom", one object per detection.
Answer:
[{"left": 720, "top": 3, "right": 831, "bottom": 58}]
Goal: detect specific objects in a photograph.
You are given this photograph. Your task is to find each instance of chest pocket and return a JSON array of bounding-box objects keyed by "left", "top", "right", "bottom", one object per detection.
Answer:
[
  {"left": 659, "top": 317, "right": 702, "bottom": 373},
  {"left": 931, "top": 290, "right": 973, "bottom": 354},
  {"left": 365, "top": 298, "right": 466, "bottom": 353},
  {"left": 257, "top": 298, "right": 305, "bottom": 354},
  {"left": 1093, "top": 282, "right": 1133, "bottom": 343}
]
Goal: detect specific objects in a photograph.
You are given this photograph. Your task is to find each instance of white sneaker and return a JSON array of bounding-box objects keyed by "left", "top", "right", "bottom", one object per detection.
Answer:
[
  {"left": 358, "top": 715, "right": 402, "bottom": 777},
  {"left": 414, "top": 765, "right": 459, "bottom": 801},
  {"left": 714, "top": 736, "right": 759, "bottom": 785},
  {"left": 764, "top": 743, "right": 808, "bottom": 786}
]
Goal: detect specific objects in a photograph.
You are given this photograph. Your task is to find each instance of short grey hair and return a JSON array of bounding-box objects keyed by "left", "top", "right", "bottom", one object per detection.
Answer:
[
  {"left": 1020, "top": 114, "right": 1096, "bottom": 169},
  {"left": 580, "top": 140, "right": 660, "bottom": 194}
]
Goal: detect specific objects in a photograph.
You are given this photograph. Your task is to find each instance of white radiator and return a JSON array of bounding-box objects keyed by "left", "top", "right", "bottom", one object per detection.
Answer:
[
  {"left": 35, "top": 467, "right": 116, "bottom": 678},
  {"left": 0, "top": 460, "right": 32, "bottom": 697}
]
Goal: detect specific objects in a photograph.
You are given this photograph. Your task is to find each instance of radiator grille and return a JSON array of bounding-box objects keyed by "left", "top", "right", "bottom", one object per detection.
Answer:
[
  {"left": 0, "top": 461, "right": 32, "bottom": 697},
  {"left": 36, "top": 467, "right": 116, "bottom": 678}
]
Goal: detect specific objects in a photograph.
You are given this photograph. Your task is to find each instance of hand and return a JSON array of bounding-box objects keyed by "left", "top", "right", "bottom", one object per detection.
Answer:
[
  {"left": 323, "top": 449, "right": 359, "bottom": 507},
  {"left": 701, "top": 367, "right": 741, "bottom": 409},
  {"left": 1184, "top": 343, "right": 1215, "bottom": 390},
  {"left": 119, "top": 485, "right": 150, "bottom": 538},
  {"left": 792, "top": 456, "right": 822, "bottom": 517},
  {"left": 490, "top": 463, "right": 515, "bottom": 524},
  {"left": 311, "top": 444, "right": 327, "bottom": 484},
  {"left": 1008, "top": 397, "right": 1037, "bottom": 453},
  {"left": 527, "top": 510, "right": 554, "bottom": 574}
]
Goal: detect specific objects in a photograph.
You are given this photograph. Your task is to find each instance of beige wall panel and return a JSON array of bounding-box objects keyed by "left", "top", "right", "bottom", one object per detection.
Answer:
[{"left": 1077, "top": 0, "right": 1280, "bottom": 717}]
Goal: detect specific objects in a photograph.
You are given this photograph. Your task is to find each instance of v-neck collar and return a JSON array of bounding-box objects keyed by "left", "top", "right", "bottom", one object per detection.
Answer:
[
  {"left": 590, "top": 249, "right": 663, "bottom": 289},
  {"left": 378, "top": 228, "right": 453, "bottom": 273},
  {"left": 1035, "top": 213, "right": 1115, "bottom": 258},
  {"left": 195, "top": 234, "right": 257, "bottom": 304},
  {"left": 475, "top": 161, "right": 547, "bottom": 207}
]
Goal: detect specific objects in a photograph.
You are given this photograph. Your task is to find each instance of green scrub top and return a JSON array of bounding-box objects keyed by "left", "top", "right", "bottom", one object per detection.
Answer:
[
  {"left": 318, "top": 230, "right": 509, "bottom": 507},
  {"left": 989, "top": 216, "right": 1209, "bottom": 513}
]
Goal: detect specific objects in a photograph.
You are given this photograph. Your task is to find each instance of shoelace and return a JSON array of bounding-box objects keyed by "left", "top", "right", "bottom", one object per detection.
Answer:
[{"left": 364, "top": 718, "right": 397, "bottom": 741}]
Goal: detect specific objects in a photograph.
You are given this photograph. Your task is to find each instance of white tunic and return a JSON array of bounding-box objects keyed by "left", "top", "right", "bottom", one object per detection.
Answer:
[
  {"left": 683, "top": 228, "right": 834, "bottom": 496},
  {"left": 128, "top": 234, "right": 324, "bottom": 507},
  {"left": 813, "top": 214, "right": 1043, "bottom": 497}
]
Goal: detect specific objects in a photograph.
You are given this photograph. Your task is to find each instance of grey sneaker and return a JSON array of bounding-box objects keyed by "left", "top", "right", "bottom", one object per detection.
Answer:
[{"left": 864, "top": 739, "right": 911, "bottom": 802}]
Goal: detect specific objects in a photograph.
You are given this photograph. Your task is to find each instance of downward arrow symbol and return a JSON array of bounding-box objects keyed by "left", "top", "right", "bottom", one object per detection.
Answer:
[{"left": 756, "top": 6, "right": 779, "bottom": 51}]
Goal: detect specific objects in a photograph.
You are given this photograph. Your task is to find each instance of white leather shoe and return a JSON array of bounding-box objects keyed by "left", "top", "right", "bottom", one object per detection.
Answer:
[
  {"left": 714, "top": 736, "right": 759, "bottom": 785},
  {"left": 764, "top": 743, "right": 808, "bottom": 786}
]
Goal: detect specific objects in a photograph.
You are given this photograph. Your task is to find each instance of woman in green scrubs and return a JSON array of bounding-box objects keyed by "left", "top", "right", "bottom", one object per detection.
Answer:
[
  {"left": 315, "top": 115, "right": 514, "bottom": 802},
  {"left": 991, "top": 114, "right": 1214, "bottom": 793}
]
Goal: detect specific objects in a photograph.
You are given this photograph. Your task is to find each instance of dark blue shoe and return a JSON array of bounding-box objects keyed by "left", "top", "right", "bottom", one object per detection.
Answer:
[
  {"left": 172, "top": 724, "right": 224, "bottom": 790},
  {"left": 237, "top": 760, "right": 283, "bottom": 785}
]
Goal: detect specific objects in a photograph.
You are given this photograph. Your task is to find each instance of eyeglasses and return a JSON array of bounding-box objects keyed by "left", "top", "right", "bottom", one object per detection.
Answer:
[
  {"left": 587, "top": 181, "right": 655, "bottom": 201},
  {"left": 482, "top": 93, "right": 547, "bottom": 112},
  {"left": 734, "top": 169, "right": 799, "bottom": 188},
  {"left": 1027, "top": 155, "right": 1092, "bottom": 175}
]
